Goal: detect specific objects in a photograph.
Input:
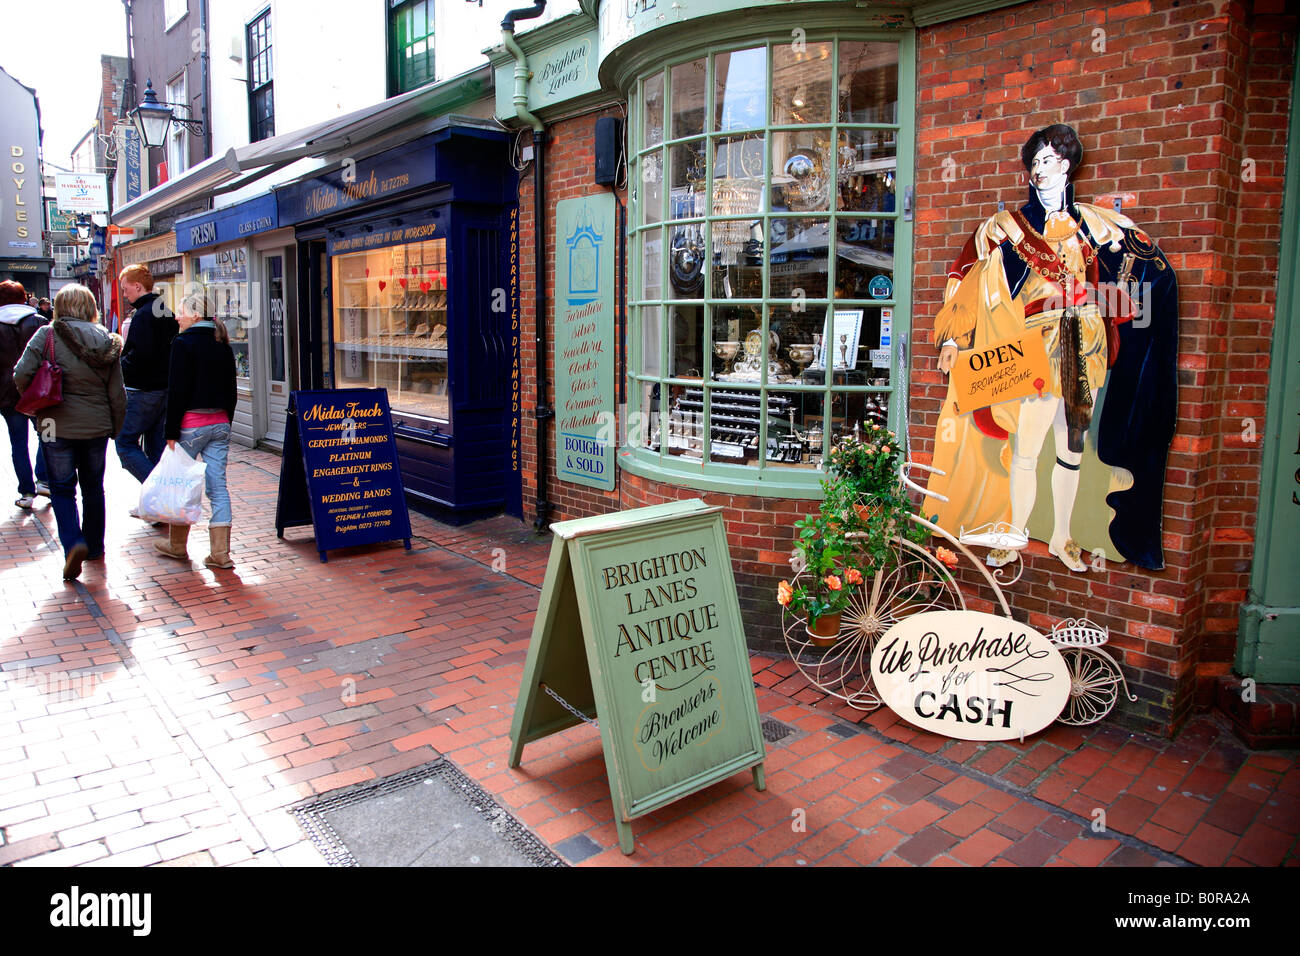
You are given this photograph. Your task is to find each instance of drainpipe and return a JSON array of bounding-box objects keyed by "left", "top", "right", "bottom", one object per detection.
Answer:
[{"left": 502, "top": 2, "right": 552, "bottom": 532}]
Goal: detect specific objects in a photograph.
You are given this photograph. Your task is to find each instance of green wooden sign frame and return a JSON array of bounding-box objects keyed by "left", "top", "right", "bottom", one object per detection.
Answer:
[{"left": 509, "top": 499, "right": 766, "bottom": 854}]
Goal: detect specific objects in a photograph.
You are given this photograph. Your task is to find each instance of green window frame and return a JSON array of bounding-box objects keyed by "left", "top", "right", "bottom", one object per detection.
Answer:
[
  {"left": 623, "top": 31, "right": 917, "bottom": 498},
  {"left": 388, "top": 0, "right": 435, "bottom": 96}
]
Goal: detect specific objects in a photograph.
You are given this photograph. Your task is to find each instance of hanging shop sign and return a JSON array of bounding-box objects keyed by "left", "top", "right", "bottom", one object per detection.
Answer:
[
  {"left": 175, "top": 194, "right": 279, "bottom": 252},
  {"left": 123, "top": 127, "right": 142, "bottom": 202},
  {"left": 554, "top": 194, "right": 616, "bottom": 491},
  {"left": 276, "top": 388, "right": 414, "bottom": 562},
  {"left": 870, "top": 610, "right": 1070, "bottom": 742},
  {"left": 509, "top": 500, "right": 766, "bottom": 854},
  {"left": 54, "top": 172, "right": 109, "bottom": 214}
]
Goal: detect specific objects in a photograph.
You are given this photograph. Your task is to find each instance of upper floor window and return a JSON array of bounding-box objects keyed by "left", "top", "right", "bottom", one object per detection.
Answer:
[
  {"left": 166, "top": 72, "right": 188, "bottom": 178},
  {"left": 164, "top": 0, "right": 187, "bottom": 30},
  {"left": 389, "top": 0, "right": 435, "bottom": 95},
  {"left": 247, "top": 9, "right": 274, "bottom": 142}
]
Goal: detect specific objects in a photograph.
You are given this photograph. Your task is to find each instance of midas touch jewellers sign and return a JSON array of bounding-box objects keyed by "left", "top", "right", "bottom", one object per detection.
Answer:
[{"left": 870, "top": 610, "right": 1070, "bottom": 741}]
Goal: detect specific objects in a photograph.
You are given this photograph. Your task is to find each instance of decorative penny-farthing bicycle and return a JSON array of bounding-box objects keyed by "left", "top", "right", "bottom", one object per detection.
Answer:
[{"left": 780, "top": 462, "right": 1135, "bottom": 725}]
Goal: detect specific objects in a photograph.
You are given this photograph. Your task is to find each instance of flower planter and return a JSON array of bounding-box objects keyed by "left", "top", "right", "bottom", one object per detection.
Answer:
[{"left": 805, "top": 611, "right": 843, "bottom": 646}]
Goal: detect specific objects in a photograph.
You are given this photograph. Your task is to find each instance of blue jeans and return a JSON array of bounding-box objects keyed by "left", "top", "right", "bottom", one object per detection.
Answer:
[
  {"left": 179, "top": 423, "right": 232, "bottom": 526},
  {"left": 43, "top": 436, "right": 108, "bottom": 557},
  {"left": 116, "top": 388, "right": 168, "bottom": 483},
  {"left": 3, "top": 407, "right": 48, "bottom": 496}
]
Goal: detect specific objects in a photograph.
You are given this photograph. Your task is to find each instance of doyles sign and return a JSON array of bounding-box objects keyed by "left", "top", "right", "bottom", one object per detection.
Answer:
[{"left": 870, "top": 610, "right": 1070, "bottom": 741}]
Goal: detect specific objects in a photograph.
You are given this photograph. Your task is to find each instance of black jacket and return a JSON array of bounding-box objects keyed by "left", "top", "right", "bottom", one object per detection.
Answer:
[
  {"left": 0, "top": 304, "right": 48, "bottom": 410},
  {"left": 120, "top": 292, "right": 179, "bottom": 391},
  {"left": 164, "top": 323, "right": 237, "bottom": 441}
]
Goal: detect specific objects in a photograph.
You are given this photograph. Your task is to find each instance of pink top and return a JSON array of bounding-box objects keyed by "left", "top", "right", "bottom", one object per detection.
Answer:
[{"left": 181, "top": 410, "right": 229, "bottom": 429}]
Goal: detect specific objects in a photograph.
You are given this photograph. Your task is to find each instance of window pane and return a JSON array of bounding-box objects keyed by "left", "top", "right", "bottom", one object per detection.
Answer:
[
  {"left": 769, "top": 305, "right": 825, "bottom": 382},
  {"left": 837, "top": 129, "right": 896, "bottom": 212},
  {"left": 667, "top": 224, "right": 706, "bottom": 299},
  {"left": 764, "top": 390, "right": 824, "bottom": 468},
  {"left": 769, "top": 218, "right": 829, "bottom": 299},
  {"left": 643, "top": 72, "right": 665, "bottom": 147},
  {"left": 641, "top": 229, "right": 663, "bottom": 301},
  {"left": 640, "top": 149, "right": 663, "bottom": 225},
  {"left": 836, "top": 391, "right": 890, "bottom": 439},
  {"left": 668, "top": 141, "right": 706, "bottom": 220},
  {"left": 711, "top": 220, "right": 762, "bottom": 300},
  {"left": 671, "top": 58, "right": 707, "bottom": 139},
  {"left": 669, "top": 305, "right": 705, "bottom": 377},
  {"left": 772, "top": 41, "right": 831, "bottom": 125},
  {"left": 638, "top": 305, "right": 662, "bottom": 375},
  {"left": 835, "top": 218, "right": 895, "bottom": 300},
  {"left": 637, "top": 381, "right": 662, "bottom": 450},
  {"left": 666, "top": 383, "right": 705, "bottom": 459},
  {"left": 711, "top": 306, "right": 750, "bottom": 381},
  {"left": 713, "top": 47, "right": 766, "bottom": 132},
  {"left": 707, "top": 385, "right": 762, "bottom": 463},
  {"left": 838, "top": 41, "right": 899, "bottom": 124},
  {"left": 710, "top": 134, "right": 765, "bottom": 216},
  {"left": 771, "top": 130, "right": 832, "bottom": 212}
]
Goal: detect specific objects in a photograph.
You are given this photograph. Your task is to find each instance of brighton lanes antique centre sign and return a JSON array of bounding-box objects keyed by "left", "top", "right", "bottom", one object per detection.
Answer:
[
  {"left": 870, "top": 610, "right": 1071, "bottom": 742},
  {"left": 276, "top": 388, "right": 413, "bottom": 562},
  {"left": 509, "top": 500, "right": 766, "bottom": 854}
]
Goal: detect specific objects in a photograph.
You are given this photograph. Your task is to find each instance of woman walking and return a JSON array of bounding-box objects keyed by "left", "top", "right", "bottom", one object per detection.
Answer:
[
  {"left": 155, "top": 291, "right": 237, "bottom": 568},
  {"left": 0, "top": 280, "right": 50, "bottom": 508},
  {"left": 12, "top": 285, "right": 125, "bottom": 581}
]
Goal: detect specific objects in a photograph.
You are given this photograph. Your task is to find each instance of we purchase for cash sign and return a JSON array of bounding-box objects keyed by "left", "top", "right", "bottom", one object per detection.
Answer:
[{"left": 870, "top": 611, "right": 1070, "bottom": 741}]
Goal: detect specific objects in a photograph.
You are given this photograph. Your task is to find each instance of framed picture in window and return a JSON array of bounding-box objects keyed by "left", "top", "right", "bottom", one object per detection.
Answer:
[{"left": 827, "top": 308, "right": 864, "bottom": 370}]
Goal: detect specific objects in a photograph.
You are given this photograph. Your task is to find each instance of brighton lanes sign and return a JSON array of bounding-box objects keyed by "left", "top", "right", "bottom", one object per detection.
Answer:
[
  {"left": 869, "top": 610, "right": 1070, "bottom": 742},
  {"left": 509, "top": 500, "right": 765, "bottom": 854}
]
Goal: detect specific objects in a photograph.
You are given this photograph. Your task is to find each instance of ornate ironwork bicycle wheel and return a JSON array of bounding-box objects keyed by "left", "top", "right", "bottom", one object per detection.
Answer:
[
  {"left": 781, "top": 535, "right": 965, "bottom": 710},
  {"left": 1056, "top": 646, "right": 1125, "bottom": 725}
]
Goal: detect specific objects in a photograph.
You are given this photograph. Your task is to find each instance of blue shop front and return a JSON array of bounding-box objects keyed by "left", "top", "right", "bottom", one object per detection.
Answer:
[{"left": 276, "top": 119, "right": 521, "bottom": 522}]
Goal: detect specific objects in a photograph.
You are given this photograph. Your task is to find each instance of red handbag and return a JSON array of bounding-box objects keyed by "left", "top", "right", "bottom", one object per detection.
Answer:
[{"left": 15, "top": 327, "right": 63, "bottom": 415}]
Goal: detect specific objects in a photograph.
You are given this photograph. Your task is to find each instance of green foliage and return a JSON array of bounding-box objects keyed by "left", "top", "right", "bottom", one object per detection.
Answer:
[{"left": 777, "top": 433, "right": 929, "bottom": 629}]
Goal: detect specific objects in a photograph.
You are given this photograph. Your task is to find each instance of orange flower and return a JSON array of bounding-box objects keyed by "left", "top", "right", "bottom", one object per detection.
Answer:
[
  {"left": 844, "top": 568, "right": 863, "bottom": 585},
  {"left": 881, "top": 444, "right": 891, "bottom": 454},
  {"left": 777, "top": 581, "right": 794, "bottom": 606},
  {"left": 824, "top": 574, "right": 842, "bottom": 591},
  {"left": 935, "top": 547, "right": 959, "bottom": 569}
]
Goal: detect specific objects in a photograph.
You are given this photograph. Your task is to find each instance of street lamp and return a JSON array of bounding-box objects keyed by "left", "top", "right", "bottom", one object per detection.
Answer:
[{"left": 129, "top": 79, "right": 204, "bottom": 150}]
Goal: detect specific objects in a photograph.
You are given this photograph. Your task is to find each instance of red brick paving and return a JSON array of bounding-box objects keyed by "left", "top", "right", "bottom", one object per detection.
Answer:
[{"left": 0, "top": 444, "right": 1297, "bottom": 866}]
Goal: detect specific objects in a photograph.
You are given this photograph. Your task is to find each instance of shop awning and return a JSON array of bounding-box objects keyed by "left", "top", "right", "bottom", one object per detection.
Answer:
[{"left": 113, "top": 65, "right": 494, "bottom": 228}]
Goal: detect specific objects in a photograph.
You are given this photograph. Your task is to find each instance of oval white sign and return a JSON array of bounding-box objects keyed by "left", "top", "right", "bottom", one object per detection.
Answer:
[{"left": 869, "top": 610, "right": 1071, "bottom": 742}]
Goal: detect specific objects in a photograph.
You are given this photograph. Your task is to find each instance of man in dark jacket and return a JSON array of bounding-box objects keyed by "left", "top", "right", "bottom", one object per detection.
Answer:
[
  {"left": 0, "top": 280, "right": 50, "bottom": 508},
  {"left": 116, "top": 263, "right": 178, "bottom": 487}
]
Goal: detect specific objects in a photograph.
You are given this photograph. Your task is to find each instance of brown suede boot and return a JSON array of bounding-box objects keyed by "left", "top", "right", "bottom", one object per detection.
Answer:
[
  {"left": 205, "top": 525, "right": 234, "bottom": 569},
  {"left": 155, "top": 524, "right": 190, "bottom": 560}
]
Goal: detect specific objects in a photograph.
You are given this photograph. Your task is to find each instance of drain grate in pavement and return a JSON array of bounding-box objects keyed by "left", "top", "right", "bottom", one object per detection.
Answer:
[
  {"left": 291, "top": 760, "right": 565, "bottom": 867},
  {"left": 762, "top": 717, "right": 796, "bottom": 743}
]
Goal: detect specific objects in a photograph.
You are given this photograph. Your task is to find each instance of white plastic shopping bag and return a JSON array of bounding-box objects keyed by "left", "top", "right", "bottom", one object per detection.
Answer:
[{"left": 138, "top": 444, "right": 207, "bottom": 525}]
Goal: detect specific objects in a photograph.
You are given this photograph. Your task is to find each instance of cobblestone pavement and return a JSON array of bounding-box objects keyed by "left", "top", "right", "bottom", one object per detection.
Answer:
[{"left": 1, "top": 443, "right": 1297, "bottom": 867}]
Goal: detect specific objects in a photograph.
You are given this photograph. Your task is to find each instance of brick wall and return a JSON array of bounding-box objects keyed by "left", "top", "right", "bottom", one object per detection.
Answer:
[
  {"left": 517, "top": 0, "right": 1295, "bottom": 736},
  {"left": 913, "top": 0, "right": 1295, "bottom": 735}
]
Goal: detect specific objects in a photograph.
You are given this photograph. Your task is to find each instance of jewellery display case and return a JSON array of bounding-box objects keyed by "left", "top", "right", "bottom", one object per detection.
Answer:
[{"left": 332, "top": 237, "right": 449, "bottom": 421}]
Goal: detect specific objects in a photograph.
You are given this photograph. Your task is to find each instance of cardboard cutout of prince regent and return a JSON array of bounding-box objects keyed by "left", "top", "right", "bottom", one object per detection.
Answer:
[{"left": 922, "top": 124, "right": 1178, "bottom": 572}]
